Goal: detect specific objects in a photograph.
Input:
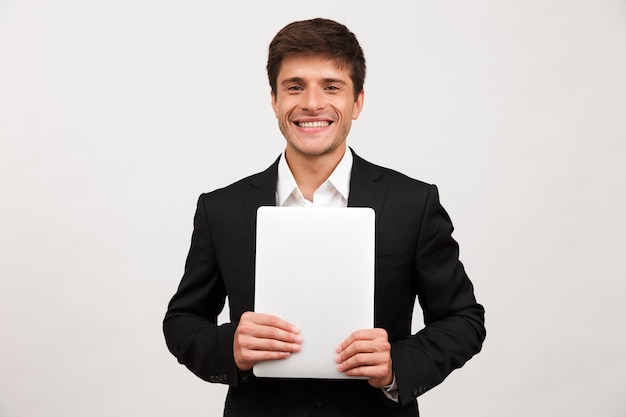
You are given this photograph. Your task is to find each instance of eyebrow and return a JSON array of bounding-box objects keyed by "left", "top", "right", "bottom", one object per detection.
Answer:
[{"left": 280, "top": 77, "right": 348, "bottom": 86}]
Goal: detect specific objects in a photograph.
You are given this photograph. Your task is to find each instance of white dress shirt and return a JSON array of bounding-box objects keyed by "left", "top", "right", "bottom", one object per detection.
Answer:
[{"left": 276, "top": 149, "right": 352, "bottom": 208}]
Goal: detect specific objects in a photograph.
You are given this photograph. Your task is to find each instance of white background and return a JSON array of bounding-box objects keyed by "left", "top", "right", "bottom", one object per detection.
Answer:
[{"left": 1, "top": 1, "right": 625, "bottom": 416}]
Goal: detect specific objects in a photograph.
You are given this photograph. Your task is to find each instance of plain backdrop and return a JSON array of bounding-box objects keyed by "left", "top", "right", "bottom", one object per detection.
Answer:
[{"left": 1, "top": 1, "right": 625, "bottom": 416}]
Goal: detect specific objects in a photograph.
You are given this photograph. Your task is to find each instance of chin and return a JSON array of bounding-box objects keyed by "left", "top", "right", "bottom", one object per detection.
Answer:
[{"left": 294, "top": 141, "right": 341, "bottom": 157}]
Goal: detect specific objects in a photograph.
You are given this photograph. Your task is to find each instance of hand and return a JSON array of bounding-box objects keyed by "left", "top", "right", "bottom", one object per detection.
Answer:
[
  {"left": 233, "top": 311, "right": 302, "bottom": 371},
  {"left": 335, "top": 328, "right": 393, "bottom": 388}
]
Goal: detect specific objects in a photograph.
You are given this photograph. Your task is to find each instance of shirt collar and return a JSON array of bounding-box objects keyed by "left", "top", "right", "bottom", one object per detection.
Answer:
[
  {"left": 276, "top": 148, "right": 353, "bottom": 206},
  {"left": 328, "top": 148, "right": 352, "bottom": 200}
]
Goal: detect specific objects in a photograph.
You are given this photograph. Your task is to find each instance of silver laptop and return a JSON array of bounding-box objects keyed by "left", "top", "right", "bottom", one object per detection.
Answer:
[{"left": 254, "top": 206, "right": 375, "bottom": 379}]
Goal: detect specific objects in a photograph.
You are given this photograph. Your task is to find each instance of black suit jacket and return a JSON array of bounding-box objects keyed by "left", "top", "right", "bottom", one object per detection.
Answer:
[{"left": 164, "top": 150, "right": 485, "bottom": 417}]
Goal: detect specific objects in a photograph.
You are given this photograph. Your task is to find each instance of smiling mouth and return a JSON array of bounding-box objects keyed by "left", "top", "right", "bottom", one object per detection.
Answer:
[{"left": 295, "top": 121, "right": 331, "bottom": 128}]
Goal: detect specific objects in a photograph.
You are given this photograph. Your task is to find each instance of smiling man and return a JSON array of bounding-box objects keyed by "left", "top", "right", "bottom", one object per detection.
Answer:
[
  {"left": 271, "top": 54, "right": 364, "bottom": 202},
  {"left": 163, "top": 18, "right": 485, "bottom": 417}
]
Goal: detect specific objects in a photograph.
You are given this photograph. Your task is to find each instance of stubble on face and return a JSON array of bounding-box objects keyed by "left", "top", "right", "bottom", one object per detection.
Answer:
[{"left": 271, "top": 56, "right": 364, "bottom": 164}]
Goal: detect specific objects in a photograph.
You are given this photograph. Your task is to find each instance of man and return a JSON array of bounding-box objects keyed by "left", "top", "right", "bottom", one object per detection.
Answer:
[{"left": 164, "top": 18, "right": 485, "bottom": 416}]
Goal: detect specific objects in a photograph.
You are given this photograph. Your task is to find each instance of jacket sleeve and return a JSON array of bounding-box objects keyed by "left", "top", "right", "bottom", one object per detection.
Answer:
[
  {"left": 392, "top": 185, "right": 486, "bottom": 406},
  {"left": 163, "top": 194, "right": 240, "bottom": 386}
]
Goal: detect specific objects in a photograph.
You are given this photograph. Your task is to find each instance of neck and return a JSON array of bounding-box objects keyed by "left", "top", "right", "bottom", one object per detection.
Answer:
[{"left": 285, "top": 146, "right": 346, "bottom": 201}]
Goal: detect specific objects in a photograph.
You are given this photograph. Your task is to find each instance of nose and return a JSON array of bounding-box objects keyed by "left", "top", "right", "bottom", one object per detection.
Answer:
[{"left": 301, "top": 88, "right": 325, "bottom": 112}]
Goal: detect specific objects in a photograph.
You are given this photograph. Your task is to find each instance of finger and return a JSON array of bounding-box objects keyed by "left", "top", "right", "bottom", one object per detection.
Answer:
[
  {"left": 234, "top": 325, "right": 301, "bottom": 371},
  {"left": 341, "top": 361, "right": 389, "bottom": 378},
  {"left": 336, "top": 351, "right": 389, "bottom": 372},
  {"left": 335, "top": 339, "right": 371, "bottom": 363},
  {"left": 336, "top": 350, "right": 394, "bottom": 388},
  {"left": 238, "top": 312, "right": 302, "bottom": 343},
  {"left": 336, "top": 328, "right": 386, "bottom": 353},
  {"left": 237, "top": 332, "right": 302, "bottom": 353},
  {"left": 246, "top": 312, "right": 300, "bottom": 334},
  {"left": 336, "top": 337, "right": 390, "bottom": 364},
  {"left": 238, "top": 321, "right": 303, "bottom": 344},
  {"left": 235, "top": 343, "right": 294, "bottom": 370}
]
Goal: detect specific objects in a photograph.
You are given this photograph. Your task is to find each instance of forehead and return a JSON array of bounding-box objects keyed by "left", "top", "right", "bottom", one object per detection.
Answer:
[{"left": 277, "top": 55, "right": 352, "bottom": 81}]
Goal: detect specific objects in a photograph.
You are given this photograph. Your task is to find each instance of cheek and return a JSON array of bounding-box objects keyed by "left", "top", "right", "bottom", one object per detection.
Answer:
[{"left": 274, "top": 101, "right": 293, "bottom": 119}]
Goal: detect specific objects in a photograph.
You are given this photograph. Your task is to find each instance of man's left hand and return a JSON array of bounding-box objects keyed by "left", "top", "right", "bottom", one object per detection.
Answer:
[{"left": 335, "top": 328, "right": 393, "bottom": 388}]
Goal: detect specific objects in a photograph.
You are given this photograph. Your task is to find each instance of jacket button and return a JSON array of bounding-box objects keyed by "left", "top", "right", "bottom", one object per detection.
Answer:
[{"left": 313, "top": 397, "right": 324, "bottom": 408}]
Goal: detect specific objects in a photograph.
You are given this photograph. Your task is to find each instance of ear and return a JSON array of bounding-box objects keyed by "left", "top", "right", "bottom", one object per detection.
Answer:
[
  {"left": 271, "top": 90, "right": 278, "bottom": 117},
  {"left": 352, "top": 90, "right": 364, "bottom": 120}
]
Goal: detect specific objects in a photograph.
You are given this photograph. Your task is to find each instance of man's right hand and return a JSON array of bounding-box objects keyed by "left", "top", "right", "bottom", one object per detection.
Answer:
[{"left": 233, "top": 311, "right": 302, "bottom": 371}]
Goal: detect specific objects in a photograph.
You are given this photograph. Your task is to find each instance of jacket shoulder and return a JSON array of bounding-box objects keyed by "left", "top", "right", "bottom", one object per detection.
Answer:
[
  {"left": 353, "top": 152, "right": 433, "bottom": 192},
  {"left": 200, "top": 157, "right": 279, "bottom": 202}
]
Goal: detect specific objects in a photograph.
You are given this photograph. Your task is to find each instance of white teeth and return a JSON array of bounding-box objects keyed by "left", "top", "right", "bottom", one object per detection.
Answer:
[{"left": 298, "top": 121, "right": 330, "bottom": 128}]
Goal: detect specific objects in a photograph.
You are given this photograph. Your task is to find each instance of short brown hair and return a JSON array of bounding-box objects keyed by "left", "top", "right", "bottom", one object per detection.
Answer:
[{"left": 267, "top": 18, "right": 366, "bottom": 99}]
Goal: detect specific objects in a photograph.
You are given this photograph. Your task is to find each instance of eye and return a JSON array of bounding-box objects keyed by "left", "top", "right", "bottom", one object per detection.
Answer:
[
  {"left": 326, "top": 85, "right": 340, "bottom": 91},
  {"left": 287, "top": 85, "right": 303, "bottom": 91}
]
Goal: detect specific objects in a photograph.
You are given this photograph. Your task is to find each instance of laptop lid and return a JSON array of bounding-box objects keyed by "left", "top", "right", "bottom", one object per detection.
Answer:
[{"left": 253, "top": 206, "right": 375, "bottom": 379}]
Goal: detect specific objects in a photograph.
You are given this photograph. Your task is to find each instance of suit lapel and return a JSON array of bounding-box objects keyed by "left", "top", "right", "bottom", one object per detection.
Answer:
[
  {"left": 347, "top": 149, "right": 387, "bottom": 225},
  {"left": 243, "top": 157, "right": 280, "bottom": 236}
]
